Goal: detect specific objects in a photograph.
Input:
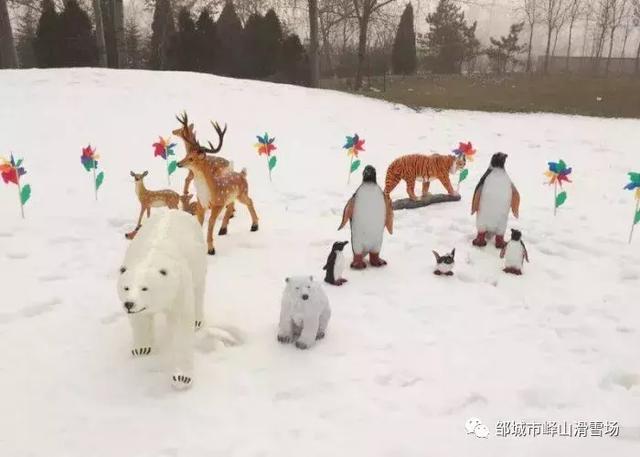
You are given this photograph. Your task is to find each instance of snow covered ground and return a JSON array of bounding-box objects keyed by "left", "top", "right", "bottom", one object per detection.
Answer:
[{"left": 0, "top": 69, "right": 639, "bottom": 456}]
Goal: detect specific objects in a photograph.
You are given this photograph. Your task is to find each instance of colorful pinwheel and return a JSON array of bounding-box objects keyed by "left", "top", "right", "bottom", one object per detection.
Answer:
[
  {"left": 625, "top": 172, "right": 640, "bottom": 243},
  {"left": 254, "top": 133, "right": 277, "bottom": 181},
  {"left": 343, "top": 134, "right": 365, "bottom": 183},
  {"left": 453, "top": 141, "right": 475, "bottom": 190},
  {"left": 153, "top": 136, "right": 178, "bottom": 185},
  {"left": 81, "top": 144, "right": 104, "bottom": 201},
  {"left": 545, "top": 160, "right": 572, "bottom": 215},
  {"left": 1, "top": 153, "right": 31, "bottom": 218},
  {"left": 453, "top": 141, "right": 476, "bottom": 162},
  {"left": 545, "top": 160, "right": 573, "bottom": 186}
]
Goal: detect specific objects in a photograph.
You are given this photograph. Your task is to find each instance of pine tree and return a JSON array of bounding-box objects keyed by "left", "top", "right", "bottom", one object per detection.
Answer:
[
  {"left": 281, "top": 33, "right": 310, "bottom": 86},
  {"left": 149, "top": 0, "right": 175, "bottom": 70},
  {"left": 124, "top": 13, "right": 142, "bottom": 68},
  {"left": 58, "top": 0, "right": 97, "bottom": 66},
  {"left": 261, "top": 9, "right": 283, "bottom": 76},
  {"left": 422, "top": 0, "right": 478, "bottom": 74},
  {"left": 486, "top": 22, "right": 525, "bottom": 74},
  {"left": 216, "top": 1, "right": 243, "bottom": 77},
  {"left": 392, "top": 3, "right": 417, "bottom": 75},
  {"left": 242, "top": 12, "right": 263, "bottom": 78},
  {"left": 195, "top": 8, "right": 217, "bottom": 73},
  {"left": 16, "top": 7, "right": 38, "bottom": 68},
  {"left": 34, "top": 0, "right": 61, "bottom": 67},
  {"left": 168, "top": 8, "right": 197, "bottom": 71}
]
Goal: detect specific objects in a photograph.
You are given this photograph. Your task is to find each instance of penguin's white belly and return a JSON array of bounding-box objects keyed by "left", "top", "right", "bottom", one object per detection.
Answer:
[
  {"left": 477, "top": 170, "right": 512, "bottom": 234},
  {"left": 504, "top": 243, "right": 524, "bottom": 268},
  {"left": 351, "top": 185, "right": 386, "bottom": 254},
  {"left": 334, "top": 251, "right": 346, "bottom": 279},
  {"left": 436, "top": 263, "right": 453, "bottom": 274}
]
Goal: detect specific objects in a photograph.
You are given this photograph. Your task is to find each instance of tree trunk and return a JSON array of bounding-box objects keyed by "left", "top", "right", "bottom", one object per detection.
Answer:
[
  {"left": 526, "top": 24, "right": 534, "bottom": 72},
  {"left": 543, "top": 25, "right": 553, "bottom": 74},
  {"left": 354, "top": 14, "right": 369, "bottom": 91},
  {"left": 635, "top": 38, "right": 640, "bottom": 75},
  {"left": 566, "top": 18, "right": 575, "bottom": 72},
  {"left": 307, "top": 0, "right": 320, "bottom": 87},
  {"left": 93, "top": 0, "right": 108, "bottom": 67},
  {"left": 552, "top": 28, "right": 560, "bottom": 57},
  {"left": 0, "top": 0, "right": 18, "bottom": 68},
  {"left": 606, "top": 27, "right": 616, "bottom": 75},
  {"left": 113, "top": 0, "right": 125, "bottom": 68}
]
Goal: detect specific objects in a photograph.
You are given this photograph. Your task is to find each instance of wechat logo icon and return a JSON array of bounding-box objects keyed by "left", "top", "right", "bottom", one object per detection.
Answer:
[{"left": 465, "top": 417, "right": 490, "bottom": 439}]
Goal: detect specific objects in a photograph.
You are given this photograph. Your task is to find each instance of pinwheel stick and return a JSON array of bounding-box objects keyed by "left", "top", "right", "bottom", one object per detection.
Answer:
[
  {"left": 347, "top": 156, "right": 353, "bottom": 184},
  {"left": 630, "top": 199, "right": 639, "bottom": 244},
  {"left": 553, "top": 181, "right": 557, "bottom": 216},
  {"left": 93, "top": 164, "right": 98, "bottom": 201},
  {"left": 17, "top": 179, "right": 24, "bottom": 219},
  {"left": 167, "top": 160, "right": 172, "bottom": 186},
  {"left": 268, "top": 160, "right": 272, "bottom": 182}
]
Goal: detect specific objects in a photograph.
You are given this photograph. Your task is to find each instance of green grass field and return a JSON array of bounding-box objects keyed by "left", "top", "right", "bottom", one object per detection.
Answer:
[{"left": 321, "top": 74, "right": 640, "bottom": 118}]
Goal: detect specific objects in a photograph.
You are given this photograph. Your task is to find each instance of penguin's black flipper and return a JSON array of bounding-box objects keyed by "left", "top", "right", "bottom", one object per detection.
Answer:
[
  {"left": 521, "top": 241, "right": 529, "bottom": 263},
  {"left": 471, "top": 168, "right": 492, "bottom": 215}
]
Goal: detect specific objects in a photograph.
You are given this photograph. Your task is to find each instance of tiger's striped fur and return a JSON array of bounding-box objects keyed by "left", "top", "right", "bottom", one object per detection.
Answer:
[{"left": 384, "top": 153, "right": 466, "bottom": 200}]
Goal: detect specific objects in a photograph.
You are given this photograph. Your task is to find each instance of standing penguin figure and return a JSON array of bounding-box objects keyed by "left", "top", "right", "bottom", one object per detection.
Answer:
[
  {"left": 339, "top": 165, "right": 394, "bottom": 269},
  {"left": 323, "top": 241, "right": 349, "bottom": 286},
  {"left": 500, "top": 229, "right": 529, "bottom": 275},
  {"left": 471, "top": 152, "right": 520, "bottom": 249}
]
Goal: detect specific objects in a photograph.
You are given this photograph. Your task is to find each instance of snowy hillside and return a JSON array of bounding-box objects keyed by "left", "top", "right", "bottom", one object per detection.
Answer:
[{"left": 0, "top": 69, "right": 639, "bottom": 456}]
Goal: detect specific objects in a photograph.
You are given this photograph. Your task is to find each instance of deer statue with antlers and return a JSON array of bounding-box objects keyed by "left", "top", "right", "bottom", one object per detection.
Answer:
[
  {"left": 172, "top": 113, "right": 236, "bottom": 224},
  {"left": 173, "top": 113, "right": 259, "bottom": 255},
  {"left": 125, "top": 171, "right": 180, "bottom": 240}
]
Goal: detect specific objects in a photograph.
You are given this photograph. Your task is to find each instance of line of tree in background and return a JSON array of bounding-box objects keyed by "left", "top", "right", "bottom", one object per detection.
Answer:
[{"left": 1, "top": 0, "right": 640, "bottom": 88}]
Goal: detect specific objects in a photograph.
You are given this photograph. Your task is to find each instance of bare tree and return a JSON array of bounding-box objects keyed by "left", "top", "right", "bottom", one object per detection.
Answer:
[
  {"left": 308, "top": 0, "right": 320, "bottom": 86},
  {"left": 92, "top": 0, "right": 108, "bottom": 66},
  {"left": 0, "top": 0, "right": 18, "bottom": 67},
  {"left": 541, "top": 0, "right": 566, "bottom": 73},
  {"left": 605, "top": 0, "right": 628, "bottom": 74},
  {"left": 633, "top": 0, "right": 640, "bottom": 73},
  {"left": 352, "top": 0, "right": 395, "bottom": 90},
  {"left": 564, "top": 0, "right": 581, "bottom": 69},
  {"left": 113, "top": 0, "right": 125, "bottom": 67},
  {"left": 520, "top": 0, "right": 540, "bottom": 72}
]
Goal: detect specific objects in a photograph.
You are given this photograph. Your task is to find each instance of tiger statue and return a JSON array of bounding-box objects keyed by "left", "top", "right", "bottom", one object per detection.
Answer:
[{"left": 384, "top": 153, "right": 466, "bottom": 201}]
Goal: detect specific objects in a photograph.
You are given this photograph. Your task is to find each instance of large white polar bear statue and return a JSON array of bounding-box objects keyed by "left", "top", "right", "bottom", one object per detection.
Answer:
[
  {"left": 117, "top": 209, "right": 207, "bottom": 390},
  {"left": 277, "top": 276, "right": 331, "bottom": 350}
]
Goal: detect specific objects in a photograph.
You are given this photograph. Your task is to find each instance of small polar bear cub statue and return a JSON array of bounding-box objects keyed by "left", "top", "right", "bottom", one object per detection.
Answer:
[
  {"left": 277, "top": 276, "right": 331, "bottom": 350},
  {"left": 117, "top": 210, "right": 207, "bottom": 390}
]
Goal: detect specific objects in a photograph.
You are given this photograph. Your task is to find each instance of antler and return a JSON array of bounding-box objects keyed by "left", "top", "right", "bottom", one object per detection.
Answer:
[
  {"left": 205, "top": 121, "right": 227, "bottom": 154},
  {"left": 175, "top": 112, "right": 226, "bottom": 155}
]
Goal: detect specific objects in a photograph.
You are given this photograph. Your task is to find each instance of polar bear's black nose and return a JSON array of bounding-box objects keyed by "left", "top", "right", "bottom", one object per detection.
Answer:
[
  {"left": 302, "top": 294, "right": 309, "bottom": 300},
  {"left": 124, "top": 301, "right": 135, "bottom": 311}
]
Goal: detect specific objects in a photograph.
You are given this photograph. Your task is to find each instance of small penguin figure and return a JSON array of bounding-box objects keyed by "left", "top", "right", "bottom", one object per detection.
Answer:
[
  {"left": 338, "top": 165, "right": 394, "bottom": 269},
  {"left": 323, "top": 241, "right": 349, "bottom": 286},
  {"left": 471, "top": 152, "right": 520, "bottom": 249},
  {"left": 432, "top": 249, "right": 455, "bottom": 276},
  {"left": 500, "top": 229, "right": 529, "bottom": 275}
]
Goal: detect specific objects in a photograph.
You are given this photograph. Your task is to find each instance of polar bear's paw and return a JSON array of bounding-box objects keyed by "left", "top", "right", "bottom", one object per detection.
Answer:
[
  {"left": 195, "top": 320, "right": 203, "bottom": 330},
  {"left": 171, "top": 373, "right": 193, "bottom": 390},
  {"left": 295, "top": 341, "right": 310, "bottom": 350},
  {"left": 277, "top": 334, "right": 292, "bottom": 344},
  {"left": 316, "top": 331, "right": 325, "bottom": 340},
  {"left": 131, "top": 347, "right": 152, "bottom": 357}
]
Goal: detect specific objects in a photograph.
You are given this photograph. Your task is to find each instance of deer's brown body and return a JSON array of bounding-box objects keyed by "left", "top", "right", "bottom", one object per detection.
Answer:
[
  {"left": 126, "top": 171, "right": 180, "bottom": 239},
  {"left": 173, "top": 113, "right": 258, "bottom": 254}
]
